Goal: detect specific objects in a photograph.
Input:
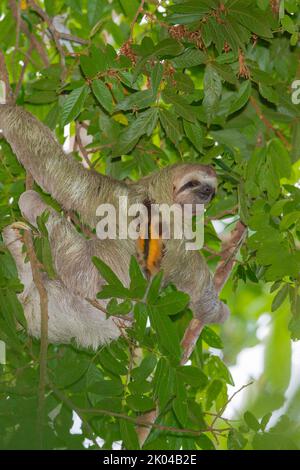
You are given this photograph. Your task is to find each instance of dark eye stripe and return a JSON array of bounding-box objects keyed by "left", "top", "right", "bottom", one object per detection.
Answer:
[{"left": 177, "top": 180, "right": 200, "bottom": 193}]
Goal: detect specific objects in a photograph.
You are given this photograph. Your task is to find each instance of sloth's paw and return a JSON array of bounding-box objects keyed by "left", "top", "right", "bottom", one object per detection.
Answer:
[
  {"left": 218, "top": 302, "right": 230, "bottom": 323},
  {"left": 19, "top": 190, "right": 50, "bottom": 226}
]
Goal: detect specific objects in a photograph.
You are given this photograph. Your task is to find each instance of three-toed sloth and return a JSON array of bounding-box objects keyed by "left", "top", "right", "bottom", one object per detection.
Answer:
[{"left": 0, "top": 104, "right": 229, "bottom": 349}]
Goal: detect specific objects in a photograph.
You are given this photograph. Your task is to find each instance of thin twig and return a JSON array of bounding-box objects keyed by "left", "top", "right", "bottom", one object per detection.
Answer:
[
  {"left": 8, "top": 0, "right": 49, "bottom": 67},
  {"left": 250, "top": 96, "right": 290, "bottom": 148},
  {"left": 65, "top": 209, "right": 95, "bottom": 239},
  {"left": 28, "top": 0, "right": 67, "bottom": 79},
  {"left": 130, "top": 0, "right": 146, "bottom": 39},
  {"left": 14, "top": 45, "right": 33, "bottom": 99},
  {"left": 58, "top": 32, "right": 89, "bottom": 45},
  {"left": 79, "top": 407, "right": 227, "bottom": 437},
  {"left": 211, "top": 382, "right": 254, "bottom": 428},
  {"left": 49, "top": 382, "right": 101, "bottom": 449},
  {"left": 206, "top": 206, "right": 239, "bottom": 222}
]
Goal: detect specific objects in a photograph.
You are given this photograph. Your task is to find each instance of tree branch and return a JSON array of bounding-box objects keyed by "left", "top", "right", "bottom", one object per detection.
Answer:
[
  {"left": 180, "top": 221, "right": 247, "bottom": 365},
  {"left": 75, "top": 122, "right": 95, "bottom": 170},
  {"left": 58, "top": 32, "right": 89, "bottom": 45},
  {"left": 23, "top": 174, "right": 49, "bottom": 449},
  {"left": 137, "top": 220, "right": 247, "bottom": 446},
  {"left": 0, "top": 51, "right": 14, "bottom": 105}
]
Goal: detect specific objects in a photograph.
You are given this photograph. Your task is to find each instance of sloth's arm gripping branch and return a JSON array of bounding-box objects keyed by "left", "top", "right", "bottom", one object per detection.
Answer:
[
  {"left": 0, "top": 104, "right": 127, "bottom": 228},
  {"left": 180, "top": 221, "right": 247, "bottom": 364}
]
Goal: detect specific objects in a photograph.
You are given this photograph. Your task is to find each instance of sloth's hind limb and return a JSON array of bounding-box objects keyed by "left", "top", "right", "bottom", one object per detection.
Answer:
[
  {"left": 2, "top": 225, "right": 121, "bottom": 348},
  {"left": 18, "top": 190, "right": 132, "bottom": 299},
  {"left": 19, "top": 190, "right": 105, "bottom": 299}
]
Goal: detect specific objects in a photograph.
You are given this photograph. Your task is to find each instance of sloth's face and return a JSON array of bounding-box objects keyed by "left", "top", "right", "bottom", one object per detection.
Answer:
[{"left": 173, "top": 165, "right": 217, "bottom": 209}]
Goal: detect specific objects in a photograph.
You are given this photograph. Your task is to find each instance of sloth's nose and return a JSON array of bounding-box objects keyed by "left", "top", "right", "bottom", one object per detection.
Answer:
[{"left": 200, "top": 183, "right": 215, "bottom": 196}]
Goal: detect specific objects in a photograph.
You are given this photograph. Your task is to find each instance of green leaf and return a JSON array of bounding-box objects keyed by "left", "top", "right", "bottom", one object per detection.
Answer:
[
  {"left": 281, "top": 15, "right": 296, "bottom": 34},
  {"left": 25, "top": 91, "right": 57, "bottom": 104},
  {"left": 99, "top": 349, "right": 128, "bottom": 376},
  {"left": 155, "top": 291, "right": 189, "bottom": 316},
  {"left": 153, "top": 39, "right": 184, "bottom": 58},
  {"left": 257, "top": 0, "right": 269, "bottom": 10},
  {"left": 279, "top": 211, "right": 300, "bottom": 231},
  {"left": 260, "top": 412, "right": 272, "bottom": 431},
  {"left": 177, "top": 366, "right": 208, "bottom": 388},
  {"left": 173, "top": 377, "right": 188, "bottom": 426},
  {"left": 88, "top": 378, "right": 123, "bottom": 396},
  {"left": 151, "top": 63, "right": 164, "bottom": 94},
  {"left": 197, "top": 434, "right": 215, "bottom": 450},
  {"left": 92, "top": 257, "right": 124, "bottom": 288},
  {"left": 41, "top": 238, "right": 56, "bottom": 279},
  {"left": 147, "top": 271, "right": 164, "bottom": 304},
  {"left": 119, "top": 0, "right": 140, "bottom": 19},
  {"left": 265, "top": 306, "right": 292, "bottom": 392},
  {"left": 259, "top": 84, "right": 279, "bottom": 105},
  {"left": 131, "top": 354, "right": 157, "bottom": 383},
  {"left": 244, "top": 411, "right": 260, "bottom": 431},
  {"left": 80, "top": 47, "right": 106, "bottom": 77},
  {"left": 159, "top": 108, "right": 181, "bottom": 144},
  {"left": 133, "top": 303, "right": 148, "bottom": 339},
  {"left": 128, "top": 380, "right": 152, "bottom": 395},
  {"left": 201, "top": 326, "right": 223, "bottom": 349},
  {"left": 129, "top": 256, "right": 147, "bottom": 299},
  {"left": 87, "top": 0, "right": 104, "bottom": 27},
  {"left": 167, "top": 1, "right": 211, "bottom": 25},
  {"left": 203, "top": 64, "right": 222, "bottom": 124},
  {"left": 52, "top": 348, "right": 90, "bottom": 387},
  {"left": 92, "top": 79, "right": 114, "bottom": 113},
  {"left": 61, "top": 85, "right": 89, "bottom": 125},
  {"left": 267, "top": 139, "right": 291, "bottom": 179},
  {"left": 183, "top": 120, "right": 203, "bottom": 152},
  {"left": 229, "top": 80, "right": 251, "bottom": 115},
  {"left": 120, "top": 420, "right": 140, "bottom": 450},
  {"left": 149, "top": 306, "right": 181, "bottom": 360},
  {"left": 162, "top": 90, "right": 197, "bottom": 122},
  {"left": 207, "top": 356, "right": 234, "bottom": 385},
  {"left": 227, "top": 428, "right": 247, "bottom": 450},
  {"left": 0, "top": 289, "right": 26, "bottom": 329},
  {"left": 228, "top": 2, "right": 273, "bottom": 38},
  {"left": 153, "top": 358, "right": 176, "bottom": 410},
  {"left": 115, "top": 89, "right": 154, "bottom": 112},
  {"left": 271, "top": 285, "right": 289, "bottom": 312},
  {"left": 206, "top": 379, "right": 223, "bottom": 409},
  {"left": 211, "top": 63, "right": 238, "bottom": 85},
  {"left": 114, "top": 108, "right": 159, "bottom": 155},
  {"left": 127, "top": 395, "right": 155, "bottom": 412},
  {"left": 172, "top": 49, "right": 206, "bottom": 68},
  {"left": 106, "top": 298, "right": 132, "bottom": 316}
]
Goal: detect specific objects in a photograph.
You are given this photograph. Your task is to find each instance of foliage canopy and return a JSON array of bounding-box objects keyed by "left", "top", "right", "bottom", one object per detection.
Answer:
[{"left": 0, "top": 0, "right": 300, "bottom": 451}]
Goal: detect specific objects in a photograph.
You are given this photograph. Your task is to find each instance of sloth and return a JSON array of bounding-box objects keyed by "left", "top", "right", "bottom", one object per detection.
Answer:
[{"left": 0, "top": 104, "right": 229, "bottom": 349}]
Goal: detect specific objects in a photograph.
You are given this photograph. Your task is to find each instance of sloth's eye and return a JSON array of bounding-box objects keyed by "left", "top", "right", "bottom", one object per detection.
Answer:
[
  {"left": 185, "top": 180, "right": 200, "bottom": 188},
  {"left": 177, "top": 180, "right": 200, "bottom": 194}
]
